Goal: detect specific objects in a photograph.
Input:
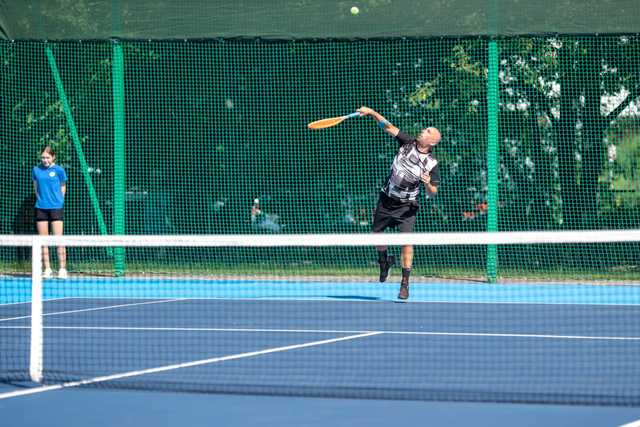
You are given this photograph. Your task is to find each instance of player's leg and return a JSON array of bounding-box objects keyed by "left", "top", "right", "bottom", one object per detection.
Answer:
[
  {"left": 377, "top": 247, "right": 396, "bottom": 283},
  {"left": 398, "top": 245, "right": 413, "bottom": 299},
  {"left": 35, "top": 210, "right": 52, "bottom": 278},
  {"left": 396, "top": 203, "right": 419, "bottom": 300},
  {"left": 372, "top": 194, "right": 396, "bottom": 282},
  {"left": 51, "top": 213, "right": 67, "bottom": 278}
]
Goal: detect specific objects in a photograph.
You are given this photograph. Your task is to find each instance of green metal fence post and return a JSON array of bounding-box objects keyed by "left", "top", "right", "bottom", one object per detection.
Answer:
[
  {"left": 486, "top": 40, "right": 499, "bottom": 283},
  {"left": 112, "top": 41, "right": 126, "bottom": 276}
]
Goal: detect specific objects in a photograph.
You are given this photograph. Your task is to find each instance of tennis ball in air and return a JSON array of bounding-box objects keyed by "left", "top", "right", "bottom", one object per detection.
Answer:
[{"left": 350, "top": 6, "right": 359, "bottom": 15}]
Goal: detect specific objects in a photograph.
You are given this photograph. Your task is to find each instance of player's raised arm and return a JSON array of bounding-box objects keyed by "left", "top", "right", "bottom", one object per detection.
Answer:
[
  {"left": 357, "top": 106, "right": 399, "bottom": 137},
  {"left": 421, "top": 171, "right": 438, "bottom": 196}
]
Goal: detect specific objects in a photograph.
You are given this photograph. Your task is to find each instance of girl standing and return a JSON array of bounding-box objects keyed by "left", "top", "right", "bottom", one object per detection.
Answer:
[{"left": 32, "top": 146, "right": 68, "bottom": 278}]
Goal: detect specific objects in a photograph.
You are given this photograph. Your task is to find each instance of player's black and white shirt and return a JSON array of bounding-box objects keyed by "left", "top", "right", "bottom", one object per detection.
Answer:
[{"left": 381, "top": 131, "right": 440, "bottom": 202}]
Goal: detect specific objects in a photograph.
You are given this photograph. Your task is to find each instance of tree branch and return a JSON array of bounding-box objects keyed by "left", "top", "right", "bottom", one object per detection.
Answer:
[
  {"left": 606, "top": 84, "right": 640, "bottom": 122},
  {"left": 508, "top": 79, "right": 553, "bottom": 115}
]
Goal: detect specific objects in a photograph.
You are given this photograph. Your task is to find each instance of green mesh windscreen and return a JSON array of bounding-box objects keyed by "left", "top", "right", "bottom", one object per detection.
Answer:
[
  {"left": 3, "top": 37, "right": 640, "bottom": 238},
  {"left": 2, "top": 36, "right": 640, "bottom": 280}
]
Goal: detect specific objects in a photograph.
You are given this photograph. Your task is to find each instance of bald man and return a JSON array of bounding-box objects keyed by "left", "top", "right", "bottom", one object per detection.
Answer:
[{"left": 357, "top": 106, "right": 441, "bottom": 300}]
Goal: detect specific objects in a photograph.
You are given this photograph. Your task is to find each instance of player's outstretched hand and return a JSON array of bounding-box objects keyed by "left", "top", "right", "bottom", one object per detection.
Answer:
[{"left": 357, "top": 106, "right": 375, "bottom": 116}]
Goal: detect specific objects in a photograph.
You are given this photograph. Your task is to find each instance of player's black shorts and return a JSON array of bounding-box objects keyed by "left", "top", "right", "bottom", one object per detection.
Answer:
[
  {"left": 372, "top": 192, "right": 419, "bottom": 233},
  {"left": 35, "top": 208, "right": 64, "bottom": 222}
]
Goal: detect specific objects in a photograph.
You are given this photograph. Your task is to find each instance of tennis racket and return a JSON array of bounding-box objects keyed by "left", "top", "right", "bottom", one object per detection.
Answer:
[{"left": 307, "top": 112, "right": 362, "bottom": 130}]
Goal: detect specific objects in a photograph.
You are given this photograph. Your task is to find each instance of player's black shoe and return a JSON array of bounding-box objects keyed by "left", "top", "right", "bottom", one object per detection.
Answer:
[
  {"left": 397, "top": 283, "right": 409, "bottom": 300},
  {"left": 378, "top": 255, "right": 396, "bottom": 282}
]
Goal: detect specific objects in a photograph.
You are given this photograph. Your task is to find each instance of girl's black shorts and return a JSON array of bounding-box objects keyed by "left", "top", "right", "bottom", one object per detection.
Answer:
[{"left": 35, "top": 208, "right": 64, "bottom": 222}]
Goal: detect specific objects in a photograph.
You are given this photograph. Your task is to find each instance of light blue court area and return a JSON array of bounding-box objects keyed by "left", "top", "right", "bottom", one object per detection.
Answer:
[{"left": 2, "top": 277, "right": 640, "bottom": 306}]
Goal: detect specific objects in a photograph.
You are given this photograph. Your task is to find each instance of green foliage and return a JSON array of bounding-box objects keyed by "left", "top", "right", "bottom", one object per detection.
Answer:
[
  {"left": 415, "top": 35, "right": 640, "bottom": 230},
  {"left": 611, "top": 135, "right": 640, "bottom": 191}
]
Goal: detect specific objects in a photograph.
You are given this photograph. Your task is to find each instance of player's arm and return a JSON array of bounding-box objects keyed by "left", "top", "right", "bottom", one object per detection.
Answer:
[
  {"left": 421, "top": 175, "right": 438, "bottom": 195},
  {"left": 32, "top": 168, "right": 38, "bottom": 196},
  {"left": 357, "top": 106, "right": 399, "bottom": 137},
  {"left": 59, "top": 167, "right": 67, "bottom": 196},
  {"left": 422, "top": 165, "right": 440, "bottom": 196}
]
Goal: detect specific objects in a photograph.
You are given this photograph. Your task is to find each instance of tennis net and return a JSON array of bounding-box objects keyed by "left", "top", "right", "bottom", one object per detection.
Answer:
[{"left": 1, "top": 231, "right": 640, "bottom": 405}]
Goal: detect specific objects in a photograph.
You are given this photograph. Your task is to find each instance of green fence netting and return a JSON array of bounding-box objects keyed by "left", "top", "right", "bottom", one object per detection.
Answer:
[{"left": 2, "top": 36, "right": 639, "bottom": 278}]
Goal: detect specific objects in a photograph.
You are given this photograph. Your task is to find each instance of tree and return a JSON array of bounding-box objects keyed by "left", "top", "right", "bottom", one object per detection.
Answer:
[{"left": 399, "top": 35, "right": 640, "bottom": 230}]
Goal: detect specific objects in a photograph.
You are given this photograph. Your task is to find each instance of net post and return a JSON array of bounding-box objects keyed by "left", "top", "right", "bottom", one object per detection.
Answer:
[
  {"left": 112, "top": 40, "right": 126, "bottom": 276},
  {"left": 486, "top": 40, "right": 500, "bottom": 283},
  {"left": 29, "top": 238, "right": 43, "bottom": 383}
]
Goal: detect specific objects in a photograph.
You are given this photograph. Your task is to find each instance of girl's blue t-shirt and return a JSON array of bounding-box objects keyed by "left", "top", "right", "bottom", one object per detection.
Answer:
[{"left": 32, "top": 164, "right": 67, "bottom": 209}]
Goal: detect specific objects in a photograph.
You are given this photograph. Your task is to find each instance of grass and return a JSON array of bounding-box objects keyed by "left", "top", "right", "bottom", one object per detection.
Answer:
[{"left": 2, "top": 260, "right": 638, "bottom": 283}]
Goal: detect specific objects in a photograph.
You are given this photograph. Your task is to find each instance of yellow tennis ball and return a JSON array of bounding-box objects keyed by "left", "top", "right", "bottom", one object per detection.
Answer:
[{"left": 350, "top": 6, "right": 359, "bottom": 15}]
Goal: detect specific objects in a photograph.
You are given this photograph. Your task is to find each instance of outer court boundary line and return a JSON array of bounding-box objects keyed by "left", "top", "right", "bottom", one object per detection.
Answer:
[
  {"left": 12, "top": 295, "right": 640, "bottom": 308},
  {"left": 0, "top": 299, "right": 182, "bottom": 322},
  {"left": 1, "top": 325, "right": 640, "bottom": 341},
  {"left": 0, "top": 332, "right": 381, "bottom": 400},
  {"left": 63, "top": 295, "right": 640, "bottom": 307}
]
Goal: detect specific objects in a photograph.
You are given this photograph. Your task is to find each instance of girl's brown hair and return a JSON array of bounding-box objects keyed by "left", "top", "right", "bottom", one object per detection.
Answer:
[{"left": 40, "top": 145, "right": 55, "bottom": 157}]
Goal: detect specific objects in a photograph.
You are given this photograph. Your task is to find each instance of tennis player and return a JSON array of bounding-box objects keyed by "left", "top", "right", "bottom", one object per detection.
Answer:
[
  {"left": 357, "top": 106, "right": 441, "bottom": 300},
  {"left": 32, "top": 146, "right": 68, "bottom": 279}
]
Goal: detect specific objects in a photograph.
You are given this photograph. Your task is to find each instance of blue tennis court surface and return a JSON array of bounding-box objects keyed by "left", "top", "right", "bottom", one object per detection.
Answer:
[
  {"left": 2, "top": 276, "right": 640, "bottom": 407},
  {"left": 2, "top": 387, "right": 640, "bottom": 427}
]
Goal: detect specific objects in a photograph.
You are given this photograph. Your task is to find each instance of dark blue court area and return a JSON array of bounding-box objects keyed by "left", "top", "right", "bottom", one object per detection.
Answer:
[{"left": 2, "top": 278, "right": 640, "bottom": 426}]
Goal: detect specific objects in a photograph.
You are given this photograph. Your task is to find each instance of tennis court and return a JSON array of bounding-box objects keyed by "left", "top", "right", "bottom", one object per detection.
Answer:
[
  {"left": 3, "top": 1, "right": 640, "bottom": 425},
  {"left": 2, "top": 270, "right": 640, "bottom": 406}
]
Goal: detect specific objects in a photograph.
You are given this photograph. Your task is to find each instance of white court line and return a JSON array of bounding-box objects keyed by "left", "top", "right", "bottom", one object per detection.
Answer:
[
  {"left": 48, "top": 295, "right": 640, "bottom": 308},
  {"left": 619, "top": 419, "right": 640, "bottom": 427},
  {"left": 0, "top": 299, "right": 182, "bottom": 322},
  {"left": 0, "top": 331, "right": 381, "bottom": 399},
  {"left": 1, "top": 325, "right": 639, "bottom": 341},
  {"left": 6, "top": 294, "right": 640, "bottom": 308}
]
